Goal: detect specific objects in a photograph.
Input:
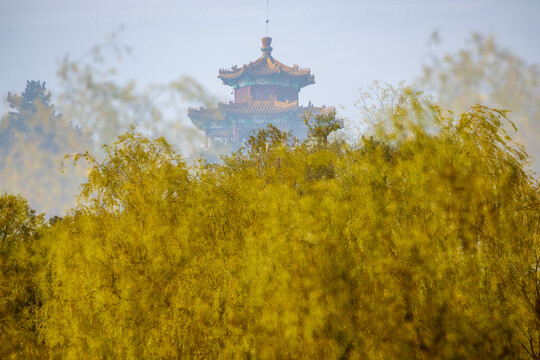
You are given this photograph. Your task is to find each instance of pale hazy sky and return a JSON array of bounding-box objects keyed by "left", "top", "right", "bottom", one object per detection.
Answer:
[{"left": 1, "top": 0, "right": 539, "bottom": 121}]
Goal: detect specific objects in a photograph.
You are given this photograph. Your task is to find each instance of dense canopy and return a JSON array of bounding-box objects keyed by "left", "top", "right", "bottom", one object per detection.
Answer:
[{"left": 1, "top": 90, "right": 540, "bottom": 359}]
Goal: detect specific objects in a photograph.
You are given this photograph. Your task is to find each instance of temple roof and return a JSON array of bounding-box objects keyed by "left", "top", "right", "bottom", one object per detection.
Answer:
[
  {"left": 187, "top": 108, "right": 224, "bottom": 124},
  {"left": 218, "top": 37, "right": 315, "bottom": 89},
  {"left": 218, "top": 100, "right": 298, "bottom": 115},
  {"left": 188, "top": 101, "right": 335, "bottom": 129},
  {"left": 188, "top": 100, "right": 298, "bottom": 123}
]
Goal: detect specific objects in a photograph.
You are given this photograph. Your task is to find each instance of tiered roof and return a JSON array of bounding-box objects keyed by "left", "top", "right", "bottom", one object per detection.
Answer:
[
  {"left": 187, "top": 107, "right": 224, "bottom": 121},
  {"left": 187, "top": 37, "right": 334, "bottom": 142},
  {"left": 218, "top": 37, "right": 315, "bottom": 89},
  {"left": 219, "top": 100, "right": 298, "bottom": 115},
  {"left": 188, "top": 101, "right": 335, "bottom": 124},
  {"left": 188, "top": 100, "right": 298, "bottom": 122}
]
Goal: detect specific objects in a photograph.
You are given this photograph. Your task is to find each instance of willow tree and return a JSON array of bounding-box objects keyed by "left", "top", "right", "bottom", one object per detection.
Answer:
[
  {"left": 38, "top": 89, "right": 540, "bottom": 358},
  {"left": 0, "top": 194, "right": 46, "bottom": 359},
  {"left": 418, "top": 32, "right": 540, "bottom": 172}
]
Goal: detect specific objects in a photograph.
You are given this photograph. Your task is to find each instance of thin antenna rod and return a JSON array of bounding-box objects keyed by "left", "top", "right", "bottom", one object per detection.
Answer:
[{"left": 266, "top": 0, "right": 269, "bottom": 36}]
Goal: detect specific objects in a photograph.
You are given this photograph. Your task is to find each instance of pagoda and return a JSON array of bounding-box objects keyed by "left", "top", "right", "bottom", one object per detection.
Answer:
[{"left": 188, "top": 37, "right": 334, "bottom": 148}]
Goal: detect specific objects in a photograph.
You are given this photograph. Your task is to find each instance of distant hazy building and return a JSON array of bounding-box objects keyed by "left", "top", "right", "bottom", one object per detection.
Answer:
[{"left": 188, "top": 37, "right": 334, "bottom": 148}]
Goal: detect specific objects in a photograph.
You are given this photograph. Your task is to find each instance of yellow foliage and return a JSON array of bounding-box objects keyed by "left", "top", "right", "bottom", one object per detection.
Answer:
[
  {"left": 0, "top": 194, "right": 46, "bottom": 359},
  {"left": 3, "top": 90, "right": 540, "bottom": 358}
]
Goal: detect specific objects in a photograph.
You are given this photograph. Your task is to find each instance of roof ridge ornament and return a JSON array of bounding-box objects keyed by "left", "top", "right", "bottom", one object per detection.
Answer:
[{"left": 261, "top": 37, "right": 273, "bottom": 57}]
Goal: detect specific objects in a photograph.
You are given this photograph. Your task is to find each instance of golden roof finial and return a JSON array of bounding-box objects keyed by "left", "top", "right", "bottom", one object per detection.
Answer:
[{"left": 261, "top": 37, "right": 273, "bottom": 57}]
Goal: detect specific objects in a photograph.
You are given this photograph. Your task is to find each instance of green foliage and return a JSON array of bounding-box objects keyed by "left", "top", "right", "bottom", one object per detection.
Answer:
[
  {"left": 246, "top": 123, "right": 296, "bottom": 155},
  {"left": 0, "top": 81, "right": 91, "bottom": 215},
  {"left": 0, "top": 194, "right": 46, "bottom": 359},
  {"left": 32, "top": 90, "right": 540, "bottom": 358},
  {"left": 1, "top": 81, "right": 89, "bottom": 157},
  {"left": 304, "top": 111, "right": 344, "bottom": 146}
]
